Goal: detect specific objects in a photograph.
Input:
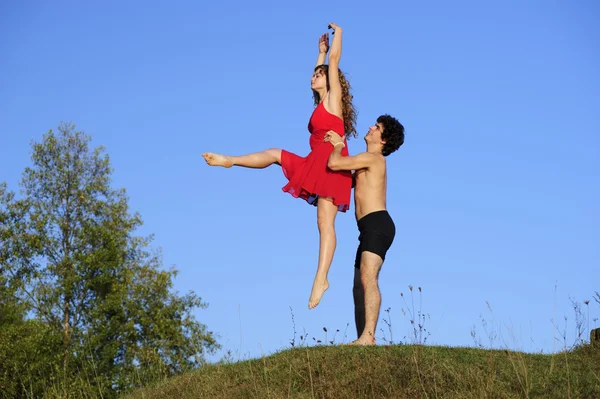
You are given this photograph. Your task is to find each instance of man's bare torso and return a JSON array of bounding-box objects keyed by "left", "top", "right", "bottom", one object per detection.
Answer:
[{"left": 353, "top": 153, "right": 387, "bottom": 221}]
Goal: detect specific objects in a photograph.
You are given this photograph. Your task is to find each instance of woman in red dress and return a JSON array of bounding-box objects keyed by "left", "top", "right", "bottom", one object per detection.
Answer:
[{"left": 202, "top": 23, "right": 357, "bottom": 309}]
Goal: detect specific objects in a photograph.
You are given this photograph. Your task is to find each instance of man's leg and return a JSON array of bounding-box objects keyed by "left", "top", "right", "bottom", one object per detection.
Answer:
[
  {"left": 353, "top": 267, "right": 365, "bottom": 338},
  {"left": 350, "top": 251, "right": 383, "bottom": 345},
  {"left": 202, "top": 148, "right": 282, "bottom": 168}
]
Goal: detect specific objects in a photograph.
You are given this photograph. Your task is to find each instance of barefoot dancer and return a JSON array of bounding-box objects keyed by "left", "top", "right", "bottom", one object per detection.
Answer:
[
  {"left": 202, "top": 23, "right": 357, "bottom": 309},
  {"left": 324, "top": 115, "right": 405, "bottom": 345}
]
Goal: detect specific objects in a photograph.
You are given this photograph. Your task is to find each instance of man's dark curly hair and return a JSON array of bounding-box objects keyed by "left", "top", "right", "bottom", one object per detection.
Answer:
[{"left": 378, "top": 114, "right": 404, "bottom": 156}]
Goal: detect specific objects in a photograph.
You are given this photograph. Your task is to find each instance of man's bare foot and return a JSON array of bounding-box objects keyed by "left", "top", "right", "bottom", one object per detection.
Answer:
[
  {"left": 347, "top": 336, "right": 375, "bottom": 346},
  {"left": 202, "top": 152, "right": 234, "bottom": 168},
  {"left": 308, "top": 279, "right": 329, "bottom": 309}
]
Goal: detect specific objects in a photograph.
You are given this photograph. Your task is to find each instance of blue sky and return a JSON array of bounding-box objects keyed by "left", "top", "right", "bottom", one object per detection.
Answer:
[{"left": 1, "top": 0, "right": 598, "bottom": 361}]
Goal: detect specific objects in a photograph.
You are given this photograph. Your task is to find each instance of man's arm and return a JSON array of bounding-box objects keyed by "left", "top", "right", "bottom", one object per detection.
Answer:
[
  {"left": 324, "top": 130, "right": 374, "bottom": 171},
  {"left": 328, "top": 147, "right": 374, "bottom": 171}
]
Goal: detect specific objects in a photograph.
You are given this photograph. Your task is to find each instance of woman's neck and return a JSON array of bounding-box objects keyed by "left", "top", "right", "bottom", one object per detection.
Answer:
[{"left": 316, "top": 89, "right": 328, "bottom": 103}]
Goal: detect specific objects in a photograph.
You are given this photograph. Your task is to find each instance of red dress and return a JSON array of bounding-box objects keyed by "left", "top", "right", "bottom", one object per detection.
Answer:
[{"left": 281, "top": 101, "right": 352, "bottom": 212}]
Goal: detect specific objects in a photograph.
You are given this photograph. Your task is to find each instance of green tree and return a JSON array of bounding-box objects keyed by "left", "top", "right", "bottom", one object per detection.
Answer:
[
  {"left": 0, "top": 122, "right": 218, "bottom": 397},
  {"left": 1, "top": 182, "right": 62, "bottom": 398}
]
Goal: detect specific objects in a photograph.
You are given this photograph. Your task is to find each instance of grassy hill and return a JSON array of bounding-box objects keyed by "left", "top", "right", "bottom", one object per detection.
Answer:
[{"left": 123, "top": 343, "right": 600, "bottom": 398}]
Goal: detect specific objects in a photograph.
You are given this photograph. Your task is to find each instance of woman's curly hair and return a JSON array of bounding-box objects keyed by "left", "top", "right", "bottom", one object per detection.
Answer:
[{"left": 312, "top": 65, "right": 357, "bottom": 139}]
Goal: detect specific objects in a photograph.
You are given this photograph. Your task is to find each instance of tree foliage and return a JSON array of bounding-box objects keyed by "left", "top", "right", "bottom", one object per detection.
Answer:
[{"left": 0, "top": 123, "right": 218, "bottom": 397}]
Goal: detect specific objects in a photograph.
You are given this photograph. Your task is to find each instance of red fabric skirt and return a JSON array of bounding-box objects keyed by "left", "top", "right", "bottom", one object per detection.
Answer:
[{"left": 281, "top": 141, "right": 352, "bottom": 212}]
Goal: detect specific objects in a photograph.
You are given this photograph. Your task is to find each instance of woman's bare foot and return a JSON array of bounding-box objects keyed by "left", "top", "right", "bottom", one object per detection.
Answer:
[
  {"left": 202, "top": 153, "right": 234, "bottom": 168},
  {"left": 308, "top": 279, "right": 330, "bottom": 309}
]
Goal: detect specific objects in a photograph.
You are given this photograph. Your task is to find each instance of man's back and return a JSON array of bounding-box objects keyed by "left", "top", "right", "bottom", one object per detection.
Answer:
[{"left": 353, "top": 153, "right": 387, "bottom": 221}]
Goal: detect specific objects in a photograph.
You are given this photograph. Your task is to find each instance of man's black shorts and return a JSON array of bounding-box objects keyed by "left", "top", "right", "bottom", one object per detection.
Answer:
[{"left": 354, "top": 210, "right": 396, "bottom": 269}]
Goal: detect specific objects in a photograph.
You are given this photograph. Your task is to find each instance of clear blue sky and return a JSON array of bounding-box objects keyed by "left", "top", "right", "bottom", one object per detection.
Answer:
[{"left": 1, "top": 0, "right": 598, "bottom": 361}]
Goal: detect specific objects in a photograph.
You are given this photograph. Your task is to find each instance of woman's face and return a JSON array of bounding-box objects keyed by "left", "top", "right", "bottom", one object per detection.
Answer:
[{"left": 311, "top": 68, "right": 327, "bottom": 90}]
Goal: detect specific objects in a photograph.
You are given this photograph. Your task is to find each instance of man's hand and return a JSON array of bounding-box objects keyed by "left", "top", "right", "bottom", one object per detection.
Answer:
[
  {"left": 324, "top": 130, "right": 345, "bottom": 148},
  {"left": 318, "top": 33, "right": 329, "bottom": 54}
]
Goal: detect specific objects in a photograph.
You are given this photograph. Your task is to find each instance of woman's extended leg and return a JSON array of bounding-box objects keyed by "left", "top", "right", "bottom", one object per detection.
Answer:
[
  {"left": 308, "top": 197, "right": 338, "bottom": 309},
  {"left": 202, "top": 148, "right": 282, "bottom": 168}
]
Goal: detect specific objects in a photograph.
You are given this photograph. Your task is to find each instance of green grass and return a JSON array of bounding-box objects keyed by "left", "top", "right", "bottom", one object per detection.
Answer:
[{"left": 122, "top": 343, "right": 600, "bottom": 398}]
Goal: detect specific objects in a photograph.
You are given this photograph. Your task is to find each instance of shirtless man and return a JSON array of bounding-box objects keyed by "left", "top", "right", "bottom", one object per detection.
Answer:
[{"left": 324, "top": 114, "right": 405, "bottom": 345}]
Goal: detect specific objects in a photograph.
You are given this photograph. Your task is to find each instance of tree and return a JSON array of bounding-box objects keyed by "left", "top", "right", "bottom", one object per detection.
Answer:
[{"left": 0, "top": 122, "right": 218, "bottom": 397}]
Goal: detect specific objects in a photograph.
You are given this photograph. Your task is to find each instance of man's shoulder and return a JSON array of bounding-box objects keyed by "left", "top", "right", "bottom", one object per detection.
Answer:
[
  {"left": 353, "top": 152, "right": 385, "bottom": 173},
  {"left": 355, "top": 151, "right": 385, "bottom": 161},
  {"left": 362, "top": 152, "right": 385, "bottom": 166}
]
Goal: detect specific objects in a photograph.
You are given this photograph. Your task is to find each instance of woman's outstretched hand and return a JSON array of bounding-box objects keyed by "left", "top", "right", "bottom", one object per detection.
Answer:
[
  {"left": 319, "top": 33, "right": 330, "bottom": 54},
  {"left": 328, "top": 22, "right": 341, "bottom": 33}
]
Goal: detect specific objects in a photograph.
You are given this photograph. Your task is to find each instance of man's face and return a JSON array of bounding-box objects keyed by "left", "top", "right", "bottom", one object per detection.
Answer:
[{"left": 364, "top": 122, "right": 385, "bottom": 145}]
